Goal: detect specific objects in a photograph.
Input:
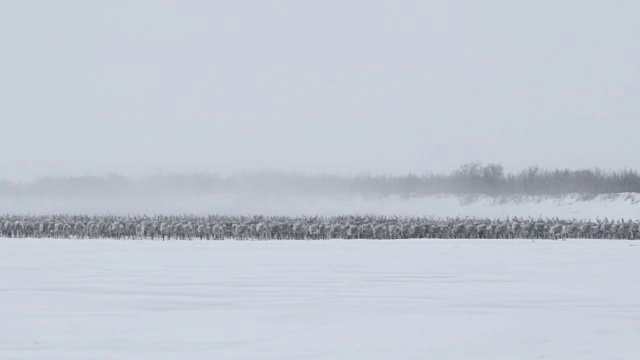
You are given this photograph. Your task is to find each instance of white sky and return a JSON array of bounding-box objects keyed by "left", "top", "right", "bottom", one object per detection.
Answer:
[{"left": 1, "top": 1, "right": 639, "bottom": 180}]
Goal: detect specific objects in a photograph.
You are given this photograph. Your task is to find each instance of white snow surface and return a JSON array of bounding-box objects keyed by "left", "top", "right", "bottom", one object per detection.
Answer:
[
  {"left": 2, "top": 192, "right": 639, "bottom": 219},
  {"left": 2, "top": 239, "right": 639, "bottom": 359}
]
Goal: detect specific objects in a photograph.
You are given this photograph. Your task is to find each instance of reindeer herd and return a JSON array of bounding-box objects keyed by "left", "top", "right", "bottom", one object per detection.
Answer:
[{"left": 1, "top": 215, "right": 639, "bottom": 241}]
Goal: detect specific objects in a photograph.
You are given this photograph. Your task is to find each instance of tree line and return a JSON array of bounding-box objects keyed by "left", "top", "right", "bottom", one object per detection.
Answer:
[{"left": 1, "top": 163, "right": 639, "bottom": 197}]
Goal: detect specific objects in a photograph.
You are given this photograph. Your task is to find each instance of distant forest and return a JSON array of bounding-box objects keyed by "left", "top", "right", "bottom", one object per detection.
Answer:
[{"left": 2, "top": 163, "right": 640, "bottom": 197}]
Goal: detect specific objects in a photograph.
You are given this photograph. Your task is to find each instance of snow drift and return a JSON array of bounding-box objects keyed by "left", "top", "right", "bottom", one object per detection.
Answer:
[{"left": 1, "top": 192, "right": 638, "bottom": 219}]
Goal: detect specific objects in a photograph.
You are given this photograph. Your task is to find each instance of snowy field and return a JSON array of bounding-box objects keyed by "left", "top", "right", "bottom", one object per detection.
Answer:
[
  {"left": 2, "top": 238, "right": 639, "bottom": 359},
  {"left": 1, "top": 192, "right": 639, "bottom": 219}
]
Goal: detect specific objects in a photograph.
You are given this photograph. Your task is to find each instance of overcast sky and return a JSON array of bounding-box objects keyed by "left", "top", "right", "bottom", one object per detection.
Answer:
[{"left": 1, "top": 1, "right": 639, "bottom": 180}]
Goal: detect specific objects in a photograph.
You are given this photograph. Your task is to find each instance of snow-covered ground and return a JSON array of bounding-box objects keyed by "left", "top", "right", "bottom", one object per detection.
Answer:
[
  {"left": 1, "top": 192, "right": 639, "bottom": 218},
  {"left": 1, "top": 238, "right": 639, "bottom": 359}
]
